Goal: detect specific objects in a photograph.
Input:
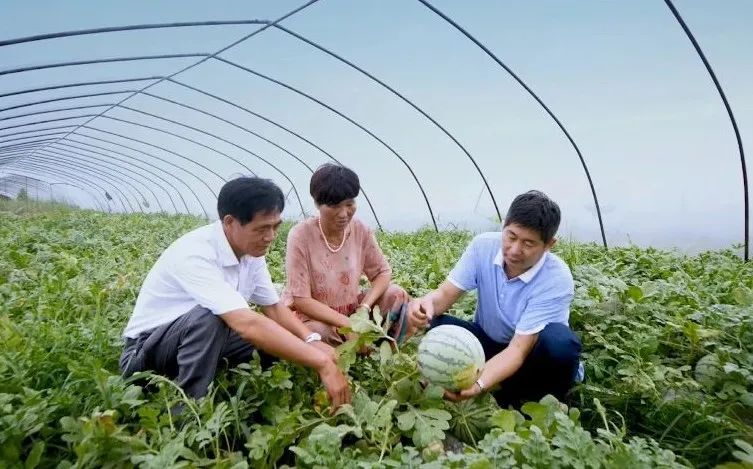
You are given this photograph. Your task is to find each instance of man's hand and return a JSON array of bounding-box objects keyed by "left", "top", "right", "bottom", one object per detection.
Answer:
[
  {"left": 408, "top": 296, "right": 434, "bottom": 330},
  {"left": 310, "top": 341, "right": 337, "bottom": 363},
  {"left": 443, "top": 381, "right": 483, "bottom": 402},
  {"left": 316, "top": 359, "right": 351, "bottom": 413}
]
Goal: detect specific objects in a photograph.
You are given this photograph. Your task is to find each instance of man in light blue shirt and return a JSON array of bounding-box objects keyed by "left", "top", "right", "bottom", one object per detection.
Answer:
[{"left": 407, "top": 190, "right": 581, "bottom": 407}]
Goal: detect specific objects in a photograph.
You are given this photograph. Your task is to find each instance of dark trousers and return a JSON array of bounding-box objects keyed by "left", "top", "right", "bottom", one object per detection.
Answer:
[
  {"left": 429, "top": 315, "right": 582, "bottom": 407},
  {"left": 119, "top": 306, "right": 263, "bottom": 398}
]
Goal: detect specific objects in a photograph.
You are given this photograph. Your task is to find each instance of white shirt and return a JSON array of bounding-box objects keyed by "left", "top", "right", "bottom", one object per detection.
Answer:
[{"left": 123, "top": 221, "right": 280, "bottom": 338}]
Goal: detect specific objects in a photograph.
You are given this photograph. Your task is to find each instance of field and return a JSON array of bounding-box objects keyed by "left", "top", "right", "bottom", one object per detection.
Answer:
[{"left": 1, "top": 200, "right": 753, "bottom": 468}]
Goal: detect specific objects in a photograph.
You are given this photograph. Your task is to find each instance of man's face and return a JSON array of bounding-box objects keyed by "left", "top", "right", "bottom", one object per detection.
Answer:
[
  {"left": 223, "top": 211, "right": 282, "bottom": 258},
  {"left": 501, "top": 223, "right": 555, "bottom": 275}
]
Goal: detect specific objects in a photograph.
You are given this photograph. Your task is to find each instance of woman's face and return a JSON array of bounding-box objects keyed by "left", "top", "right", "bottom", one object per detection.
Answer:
[{"left": 318, "top": 198, "right": 357, "bottom": 230}]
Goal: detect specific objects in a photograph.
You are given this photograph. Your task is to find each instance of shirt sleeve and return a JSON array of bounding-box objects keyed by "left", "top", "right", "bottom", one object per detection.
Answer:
[
  {"left": 362, "top": 226, "right": 391, "bottom": 281},
  {"left": 515, "top": 280, "right": 574, "bottom": 335},
  {"left": 248, "top": 260, "right": 280, "bottom": 306},
  {"left": 447, "top": 237, "right": 479, "bottom": 291},
  {"left": 171, "top": 254, "right": 249, "bottom": 315},
  {"left": 282, "top": 225, "right": 312, "bottom": 305}
]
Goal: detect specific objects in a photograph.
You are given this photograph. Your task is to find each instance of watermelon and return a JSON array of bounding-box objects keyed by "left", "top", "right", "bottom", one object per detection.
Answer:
[
  {"left": 418, "top": 325, "right": 485, "bottom": 392},
  {"left": 694, "top": 353, "right": 723, "bottom": 389}
]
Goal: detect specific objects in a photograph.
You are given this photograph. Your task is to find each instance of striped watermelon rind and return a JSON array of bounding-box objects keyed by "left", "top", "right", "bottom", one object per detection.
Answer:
[{"left": 418, "top": 325, "right": 485, "bottom": 392}]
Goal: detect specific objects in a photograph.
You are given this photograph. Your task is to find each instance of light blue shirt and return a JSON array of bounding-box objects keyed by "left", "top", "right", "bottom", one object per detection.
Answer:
[{"left": 447, "top": 232, "right": 574, "bottom": 344}]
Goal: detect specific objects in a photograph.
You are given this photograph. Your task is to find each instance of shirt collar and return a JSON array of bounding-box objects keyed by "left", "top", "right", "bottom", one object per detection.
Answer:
[
  {"left": 494, "top": 249, "right": 548, "bottom": 283},
  {"left": 214, "top": 220, "right": 240, "bottom": 267}
]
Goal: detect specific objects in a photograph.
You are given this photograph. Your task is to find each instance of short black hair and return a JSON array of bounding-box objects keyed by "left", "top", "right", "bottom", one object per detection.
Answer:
[
  {"left": 217, "top": 177, "right": 285, "bottom": 224},
  {"left": 503, "top": 190, "right": 561, "bottom": 243},
  {"left": 310, "top": 163, "right": 360, "bottom": 206}
]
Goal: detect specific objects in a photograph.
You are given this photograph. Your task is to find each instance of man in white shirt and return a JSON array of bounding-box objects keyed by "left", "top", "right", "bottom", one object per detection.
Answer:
[{"left": 120, "top": 177, "right": 350, "bottom": 410}]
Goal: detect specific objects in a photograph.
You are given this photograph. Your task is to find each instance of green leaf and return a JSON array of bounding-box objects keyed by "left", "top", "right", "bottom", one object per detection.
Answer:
[
  {"left": 374, "top": 399, "right": 398, "bottom": 430},
  {"left": 490, "top": 409, "right": 519, "bottom": 432},
  {"left": 379, "top": 340, "right": 393, "bottom": 366},
  {"left": 24, "top": 440, "right": 44, "bottom": 469},
  {"left": 397, "top": 411, "right": 416, "bottom": 431},
  {"left": 372, "top": 305, "right": 383, "bottom": 327},
  {"left": 345, "top": 308, "right": 383, "bottom": 335},
  {"left": 336, "top": 339, "right": 359, "bottom": 373},
  {"left": 626, "top": 285, "right": 643, "bottom": 302},
  {"left": 732, "top": 286, "right": 753, "bottom": 306},
  {"left": 732, "top": 439, "right": 753, "bottom": 464},
  {"left": 739, "top": 393, "right": 753, "bottom": 408},
  {"left": 422, "top": 384, "right": 445, "bottom": 402},
  {"left": 521, "top": 402, "right": 551, "bottom": 429}
]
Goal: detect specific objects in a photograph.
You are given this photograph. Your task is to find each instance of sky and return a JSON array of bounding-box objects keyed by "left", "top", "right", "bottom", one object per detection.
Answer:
[{"left": 0, "top": 0, "right": 751, "bottom": 253}]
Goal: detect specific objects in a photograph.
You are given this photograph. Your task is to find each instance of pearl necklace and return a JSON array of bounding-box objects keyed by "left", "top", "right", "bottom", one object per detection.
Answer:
[{"left": 318, "top": 218, "right": 349, "bottom": 253}]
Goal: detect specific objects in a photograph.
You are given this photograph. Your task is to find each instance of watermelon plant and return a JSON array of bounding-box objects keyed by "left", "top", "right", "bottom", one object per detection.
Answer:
[{"left": 1, "top": 198, "right": 752, "bottom": 468}]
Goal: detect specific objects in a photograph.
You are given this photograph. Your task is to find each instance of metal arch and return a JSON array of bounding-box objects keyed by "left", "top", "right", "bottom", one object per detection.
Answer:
[
  {"left": 78, "top": 126, "right": 223, "bottom": 211},
  {"left": 67, "top": 133, "right": 212, "bottom": 217},
  {"left": 6, "top": 160, "right": 133, "bottom": 213},
  {"left": 107, "top": 107, "right": 309, "bottom": 218},
  {"left": 6, "top": 151, "right": 144, "bottom": 213},
  {"left": 7, "top": 163, "right": 118, "bottom": 211},
  {"left": 0, "top": 115, "right": 98, "bottom": 133},
  {"left": 0, "top": 124, "right": 218, "bottom": 217},
  {"left": 3, "top": 173, "right": 104, "bottom": 211},
  {"left": 2, "top": 150, "right": 139, "bottom": 213},
  {"left": 54, "top": 140, "right": 183, "bottom": 214},
  {"left": 138, "top": 92, "right": 311, "bottom": 171},
  {"left": 272, "top": 23, "right": 503, "bottom": 222},
  {"left": 0, "top": 81, "right": 363, "bottom": 224},
  {"left": 9, "top": 154, "right": 138, "bottom": 214},
  {"left": 4, "top": 173, "right": 105, "bottom": 210},
  {"left": 24, "top": 2, "right": 321, "bottom": 212},
  {"left": 0, "top": 54, "right": 211, "bottom": 77},
  {"left": 215, "top": 56, "right": 440, "bottom": 231},
  {"left": 0, "top": 140, "right": 61, "bottom": 153},
  {"left": 39, "top": 146, "right": 163, "bottom": 213},
  {"left": 0, "top": 66, "right": 384, "bottom": 229},
  {"left": 0, "top": 15, "right": 473, "bottom": 228},
  {"left": 0, "top": 113, "right": 229, "bottom": 188},
  {"left": 0, "top": 20, "right": 296, "bottom": 47},
  {"left": 0, "top": 12, "right": 617, "bottom": 233},
  {"left": 0, "top": 136, "right": 69, "bottom": 153},
  {"left": 0, "top": 91, "right": 133, "bottom": 113},
  {"left": 0, "top": 90, "right": 311, "bottom": 217},
  {"left": 32, "top": 149, "right": 159, "bottom": 213},
  {"left": 98, "top": 113, "right": 260, "bottom": 177},
  {"left": 47, "top": 181, "right": 106, "bottom": 210},
  {"left": 0, "top": 125, "right": 80, "bottom": 139},
  {"left": 40, "top": 145, "right": 168, "bottom": 213},
  {"left": 0, "top": 103, "right": 114, "bottom": 122},
  {"left": 417, "top": 0, "right": 608, "bottom": 248},
  {"left": 0, "top": 74, "right": 385, "bottom": 229},
  {"left": 0, "top": 177, "right": 50, "bottom": 201},
  {"left": 0, "top": 102, "right": 253, "bottom": 214},
  {"left": 167, "top": 78, "right": 386, "bottom": 230},
  {"left": 0, "top": 131, "right": 73, "bottom": 145},
  {"left": 663, "top": 0, "right": 749, "bottom": 261},
  {"left": 0, "top": 77, "right": 162, "bottom": 99}
]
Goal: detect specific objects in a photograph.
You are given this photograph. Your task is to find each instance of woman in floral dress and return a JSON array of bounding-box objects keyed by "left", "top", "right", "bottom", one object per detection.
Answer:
[{"left": 282, "top": 164, "right": 409, "bottom": 345}]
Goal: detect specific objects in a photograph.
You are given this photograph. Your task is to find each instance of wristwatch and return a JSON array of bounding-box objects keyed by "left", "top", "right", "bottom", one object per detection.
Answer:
[{"left": 304, "top": 332, "right": 322, "bottom": 344}]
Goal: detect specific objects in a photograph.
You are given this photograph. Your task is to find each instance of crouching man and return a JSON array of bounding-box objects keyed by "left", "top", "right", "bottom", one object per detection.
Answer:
[
  {"left": 120, "top": 177, "right": 350, "bottom": 410},
  {"left": 408, "top": 190, "right": 581, "bottom": 407}
]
